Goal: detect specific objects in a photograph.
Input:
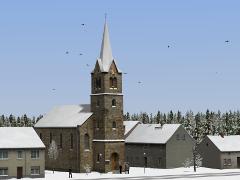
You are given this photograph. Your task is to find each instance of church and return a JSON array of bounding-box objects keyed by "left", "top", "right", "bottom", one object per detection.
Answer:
[{"left": 34, "top": 21, "right": 125, "bottom": 173}]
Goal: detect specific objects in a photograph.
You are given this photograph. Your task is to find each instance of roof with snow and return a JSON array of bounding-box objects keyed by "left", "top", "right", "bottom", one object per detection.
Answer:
[
  {"left": 124, "top": 121, "right": 141, "bottom": 136},
  {"left": 207, "top": 135, "right": 240, "bottom": 152},
  {"left": 126, "top": 124, "right": 181, "bottom": 144},
  {"left": 95, "top": 22, "right": 121, "bottom": 73},
  {"left": 34, "top": 104, "right": 93, "bottom": 128},
  {"left": 0, "top": 127, "right": 45, "bottom": 149}
]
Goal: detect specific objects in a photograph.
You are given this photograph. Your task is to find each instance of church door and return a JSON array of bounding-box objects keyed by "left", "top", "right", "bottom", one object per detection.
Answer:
[{"left": 111, "top": 153, "right": 119, "bottom": 171}]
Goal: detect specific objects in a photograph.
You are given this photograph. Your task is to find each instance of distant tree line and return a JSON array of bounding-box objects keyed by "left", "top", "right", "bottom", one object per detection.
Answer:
[
  {"left": 0, "top": 114, "right": 43, "bottom": 127},
  {"left": 124, "top": 110, "right": 240, "bottom": 142}
]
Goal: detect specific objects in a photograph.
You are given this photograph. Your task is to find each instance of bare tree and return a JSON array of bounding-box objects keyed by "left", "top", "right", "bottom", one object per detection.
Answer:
[{"left": 48, "top": 140, "right": 59, "bottom": 173}]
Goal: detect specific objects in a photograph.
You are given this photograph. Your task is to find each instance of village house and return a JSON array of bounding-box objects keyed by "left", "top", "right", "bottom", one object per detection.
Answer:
[
  {"left": 198, "top": 135, "right": 240, "bottom": 169},
  {"left": 125, "top": 124, "right": 195, "bottom": 168},
  {"left": 0, "top": 127, "right": 45, "bottom": 179}
]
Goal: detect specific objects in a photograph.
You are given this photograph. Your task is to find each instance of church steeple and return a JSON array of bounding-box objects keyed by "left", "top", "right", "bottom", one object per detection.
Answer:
[
  {"left": 99, "top": 22, "right": 113, "bottom": 72},
  {"left": 91, "top": 20, "right": 125, "bottom": 173}
]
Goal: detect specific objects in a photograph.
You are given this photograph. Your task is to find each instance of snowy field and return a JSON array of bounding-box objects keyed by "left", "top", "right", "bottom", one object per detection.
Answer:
[{"left": 10, "top": 167, "right": 240, "bottom": 180}]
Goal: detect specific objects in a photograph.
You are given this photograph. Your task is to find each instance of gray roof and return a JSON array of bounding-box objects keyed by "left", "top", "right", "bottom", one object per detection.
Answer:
[
  {"left": 124, "top": 121, "right": 141, "bottom": 136},
  {"left": 34, "top": 104, "right": 93, "bottom": 128},
  {"left": 207, "top": 135, "right": 240, "bottom": 152},
  {"left": 126, "top": 124, "right": 181, "bottom": 144},
  {"left": 0, "top": 127, "right": 45, "bottom": 149}
]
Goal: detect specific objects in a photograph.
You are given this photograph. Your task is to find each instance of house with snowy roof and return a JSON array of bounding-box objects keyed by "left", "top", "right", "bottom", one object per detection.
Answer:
[
  {"left": 198, "top": 135, "right": 240, "bottom": 169},
  {"left": 0, "top": 127, "right": 45, "bottom": 179},
  {"left": 125, "top": 124, "right": 195, "bottom": 168}
]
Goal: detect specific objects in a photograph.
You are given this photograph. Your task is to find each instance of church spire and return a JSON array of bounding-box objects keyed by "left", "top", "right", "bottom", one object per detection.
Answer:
[{"left": 99, "top": 21, "right": 113, "bottom": 72}]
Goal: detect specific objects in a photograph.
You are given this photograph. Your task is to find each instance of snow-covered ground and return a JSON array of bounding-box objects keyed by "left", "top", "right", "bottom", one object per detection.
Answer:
[{"left": 10, "top": 167, "right": 240, "bottom": 180}]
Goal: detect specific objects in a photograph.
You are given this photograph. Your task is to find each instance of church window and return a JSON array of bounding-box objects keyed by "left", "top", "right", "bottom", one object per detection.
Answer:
[
  {"left": 97, "top": 153, "right": 102, "bottom": 162},
  {"left": 98, "top": 78, "right": 102, "bottom": 89},
  {"left": 95, "top": 78, "right": 102, "bottom": 89},
  {"left": 96, "top": 120, "right": 100, "bottom": 129},
  {"left": 110, "top": 77, "right": 117, "bottom": 89},
  {"left": 96, "top": 100, "right": 100, "bottom": 107},
  {"left": 112, "top": 99, "right": 116, "bottom": 107},
  {"left": 112, "top": 121, "right": 116, "bottom": 129},
  {"left": 84, "top": 134, "right": 90, "bottom": 150},
  {"left": 113, "top": 77, "right": 117, "bottom": 89},
  {"left": 60, "top": 133, "right": 62, "bottom": 149},
  {"left": 70, "top": 133, "right": 73, "bottom": 149},
  {"left": 50, "top": 133, "right": 52, "bottom": 144},
  {"left": 110, "top": 77, "right": 113, "bottom": 88}
]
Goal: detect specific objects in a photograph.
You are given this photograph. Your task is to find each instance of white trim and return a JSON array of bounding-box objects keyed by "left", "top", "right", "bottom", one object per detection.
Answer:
[
  {"left": 93, "top": 139, "right": 125, "bottom": 142},
  {"left": 91, "top": 93, "right": 123, "bottom": 96}
]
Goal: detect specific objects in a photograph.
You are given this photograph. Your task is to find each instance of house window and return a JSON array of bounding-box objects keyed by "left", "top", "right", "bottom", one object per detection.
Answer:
[
  {"left": 158, "top": 157, "right": 162, "bottom": 166},
  {"left": 0, "top": 151, "right": 8, "bottom": 160},
  {"left": 112, "top": 121, "right": 116, "bottom": 129},
  {"left": 60, "top": 133, "right": 62, "bottom": 149},
  {"left": 176, "top": 134, "right": 180, "bottom": 140},
  {"left": 227, "top": 159, "right": 232, "bottom": 166},
  {"left": 112, "top": 99, "right": 116, "bottom": 107},
  {"left": 31, "top": 150, "right": 40, "bottom": 159},
  {"left": 143, "top": 144, "right": 149, "bottom": 151},
  {"left": 0, "top": 168, "right": 8, "bottom": 176},
  {"left": 17, "top": 151, "right": 23, "bottom": 159},
  {"left": 31, "top": 166, "right": 40, "bottom": 175},
  {"left": 70, "top": 133, "right": 73, "bottom": 149},
  {"left": 84, "top": 134, "right": 90, "bottom": 150},
  {"left": 182, "top": 134, "right": 186, "bottom": 140}
]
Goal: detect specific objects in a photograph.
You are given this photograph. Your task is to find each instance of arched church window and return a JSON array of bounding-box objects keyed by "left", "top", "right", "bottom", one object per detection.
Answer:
[
  {"left": 96, "top": 99, "right": 100, "bottom": 107},
  {"left": 112, "top": 99, "right": 116, "bottom": 107},
  {"left": 110, "top": 77, "right": 117, "bottom": 89},
  {"left": 84, "top": 134, "right": 90, "bottom": 150},
  {"left": 112, "top": 121, "right": 116, "bottom": 129},
  {"left": 110, "top": 77, "right": 113, "bottom": 88},
  {"left": 95, "top": 78, "right": 102, "bottom": 89},
  {"left": 98, "top": 78, "right": 102, "bottom": 89},
  {"left": 113, "top": 77, "right": 117, "bottom": 89}
]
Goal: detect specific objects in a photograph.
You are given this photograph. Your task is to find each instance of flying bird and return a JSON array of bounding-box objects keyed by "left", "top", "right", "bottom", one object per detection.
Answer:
[
  {"left": 79, "top": 53, "right": 83, "bottom": 56},
  {"left": 81, "top": 23, "right": 85, "bottom": 26},
  {"left": 168, "top": 45, "right": 170, "bottom": 48},
  {"left": 86, "top": 64, "right": 90, "bottom": 67},
  {"left": 124, "top": 73, "right": 128, "bottom": 75},
  {"left": 52, "top": 88, "right": 56, "bottom": 91},
  {"left": 225, "top": 40, "right": 230, "bottom": 43},
  {"left": 65, "top": 51, "right": 69, "bottom": 54},
  {"left": 138, "top": 81, "right": 142, "bottom": 84}
]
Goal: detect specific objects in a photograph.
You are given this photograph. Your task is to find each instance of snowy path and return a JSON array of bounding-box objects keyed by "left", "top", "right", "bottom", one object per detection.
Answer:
[{"left": 12, "top": 167, "right": 240, "bottom": 180}]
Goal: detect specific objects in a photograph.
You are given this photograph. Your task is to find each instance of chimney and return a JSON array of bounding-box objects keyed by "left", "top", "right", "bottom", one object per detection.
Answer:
[{"left": 219, "top": 132, "right": 224, "bottom": 138}]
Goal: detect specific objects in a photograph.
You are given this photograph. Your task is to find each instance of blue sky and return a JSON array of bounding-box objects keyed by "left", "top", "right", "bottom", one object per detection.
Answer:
[{"left": 0, "top": 1, "right": 240, "bottom": 116}]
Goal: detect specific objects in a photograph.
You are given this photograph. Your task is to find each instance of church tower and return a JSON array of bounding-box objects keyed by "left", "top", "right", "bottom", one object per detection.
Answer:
[{"left": 91, "top": 21, "right": 125, "bottom": 173}]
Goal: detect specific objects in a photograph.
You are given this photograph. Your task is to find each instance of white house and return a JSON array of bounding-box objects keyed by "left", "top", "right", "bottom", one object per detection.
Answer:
[{"left": 0, "top": 127, "right": 45, "bottom": 179}]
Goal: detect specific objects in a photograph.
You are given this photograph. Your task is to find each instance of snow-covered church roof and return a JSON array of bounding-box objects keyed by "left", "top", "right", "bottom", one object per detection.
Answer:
[
  {"left": 0, "top": 127, "right": 45, "bottom": 149},
  {"left": 126, "top": 124, "right": 181, "bottom": 144},
  {"left": 207, "top": 135, "right": 240, "bottom": 152},
  {"left": 95, "top": 22, "right": 121, "bottom": 73},
  {"left": 34, "top": 104, "right": 93, "bottom": 128}
]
